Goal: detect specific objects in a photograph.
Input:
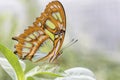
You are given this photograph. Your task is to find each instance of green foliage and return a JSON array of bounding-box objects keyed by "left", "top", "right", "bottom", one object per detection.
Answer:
[
  {"left": 0, "top": 43, "right": 25, "bottom": 80},
  {"left": 0, "top": 43, "right": 96, "bottom": 80}
]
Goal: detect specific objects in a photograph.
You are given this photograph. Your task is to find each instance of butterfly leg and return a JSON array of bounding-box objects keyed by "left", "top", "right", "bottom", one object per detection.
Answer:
[
  {"left": 49, "top": 51, "right": 62, "bottom": 62},
  {"left": 49, "top": 37, "right": 63, "bottom": 62}
]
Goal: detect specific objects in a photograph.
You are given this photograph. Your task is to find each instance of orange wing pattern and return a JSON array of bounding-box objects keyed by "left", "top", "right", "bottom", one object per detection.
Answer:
[{"left": 12, "top": 1, "right": 66, "bottom": 62}]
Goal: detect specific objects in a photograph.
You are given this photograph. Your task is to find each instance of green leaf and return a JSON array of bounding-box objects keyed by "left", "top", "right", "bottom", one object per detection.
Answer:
[
  {"left": 0, "top": 43, "right": 25, "bottom": 80},
  {"left": 25, "top": 64, "right": 62, "bottom": 79},
  {"left": 27, "top": 77, "right": 35, "bottom": 80},
  {"left": 34, "top": 71, "right": 62, "bottom": 79}
]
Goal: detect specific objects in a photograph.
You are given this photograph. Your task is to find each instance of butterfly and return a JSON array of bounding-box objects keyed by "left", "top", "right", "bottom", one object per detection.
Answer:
[{"left": 12, "top": 1, "right": 66, "bottom": 62}]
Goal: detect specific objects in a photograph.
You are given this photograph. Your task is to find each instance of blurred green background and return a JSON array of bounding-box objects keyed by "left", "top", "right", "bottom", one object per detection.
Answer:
[{"left": 0, "top": 0, "right": 120, "bottom": 80}]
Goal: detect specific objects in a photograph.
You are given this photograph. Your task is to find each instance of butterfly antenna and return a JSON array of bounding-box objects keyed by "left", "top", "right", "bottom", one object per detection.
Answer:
[
  {"left": 61, "top": 38, "right": 78, "bottom": 52},
  {"left": 63, "top": 38, "right": 75, "bottom": 47}
]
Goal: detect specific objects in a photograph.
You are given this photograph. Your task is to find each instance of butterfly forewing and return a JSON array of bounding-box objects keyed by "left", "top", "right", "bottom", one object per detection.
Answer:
[
  {"left": 13, "top": 27, "right": 49, "bottom": 59},
  {"left": 12, "top": 1, "right": 66, "bottom": 62},
  {"left": 45, "top": 1, "right": 66, "bottom": 32}
]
